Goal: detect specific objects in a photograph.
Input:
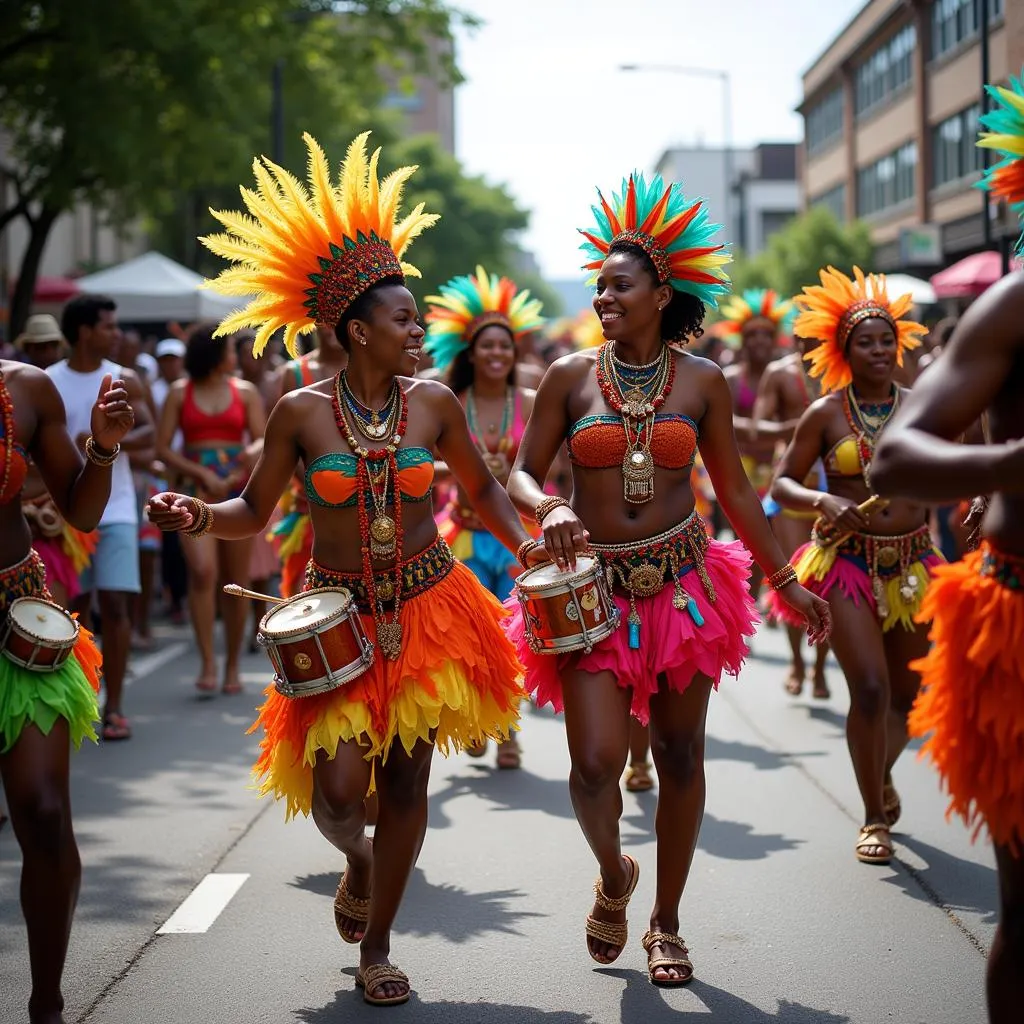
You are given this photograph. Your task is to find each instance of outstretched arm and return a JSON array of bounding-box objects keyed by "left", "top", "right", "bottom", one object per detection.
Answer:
[{"left": 872, "top": 273, "right": 1024, "bottom": 501}]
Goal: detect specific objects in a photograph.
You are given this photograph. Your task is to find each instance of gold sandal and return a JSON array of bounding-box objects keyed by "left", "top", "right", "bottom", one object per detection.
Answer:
[
  {"left": 855, "top": 822, "right": 893, "bottom": 865},
  {"left": 585, "top": 854, "right": 640, "bottom": 964},
  {"left": 883, "top": 782, "right": 901, "bottom": 828},
  {"left": 356, "top": 963, "right": 410, "bottom": 1006},
  {"left": 641, "top": 929, "right": 694, "bottom": 986},
  {"left": 333, "top": 871, "right": 370, "bottom": 944},
  {"left": 624, "top": 761, "right": 655, "bottom": 792}
]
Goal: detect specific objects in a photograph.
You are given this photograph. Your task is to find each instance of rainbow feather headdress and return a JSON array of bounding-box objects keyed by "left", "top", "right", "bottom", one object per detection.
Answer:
[
  {"left": 717, "top": 288, "right": 796, "bottom": 348},
  {"left": 424, "top": 266, "right": 544, "bottom": 373},
  {"left": 977, "top": 68, "right": 1024, "bottom": 247},
  {"left": 794, "top": 266, "right": 925, "bottom": 394},
  {"left": 579, "top": 172, "right": 732, "bottom": 309},
  {"left": 200, "top": 131, "right": 439, "bottom": 357}
]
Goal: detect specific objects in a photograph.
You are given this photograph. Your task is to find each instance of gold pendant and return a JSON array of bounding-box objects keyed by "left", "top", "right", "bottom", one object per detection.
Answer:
[
  {"left": 362, "top": 417, "right": 389, "bottom": 441},
  {"left": 483, "top": 451, "right": 510, "bottom": 480},
  {"left": 376, "top": 576, "right": 395, "bottom": 601},
  {"left": 369, "top": 514, "right": 397, "bottom": 558},
  {"left": 621, "top": 388, "right": 651, "bottom": 421},
  {"left": 622, "top": 447, "right": 655, "bottom": 504},
  {"left": 376, "top": 620, "right": 403, "bottom": 660}
]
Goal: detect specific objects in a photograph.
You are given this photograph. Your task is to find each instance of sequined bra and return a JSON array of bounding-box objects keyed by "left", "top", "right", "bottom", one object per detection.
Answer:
[
  {"left": 304, "top": 447, "right": 434, "bottom": 509},
  {"left": 567, "top": 414, "right": 698, "bottom": 470}
]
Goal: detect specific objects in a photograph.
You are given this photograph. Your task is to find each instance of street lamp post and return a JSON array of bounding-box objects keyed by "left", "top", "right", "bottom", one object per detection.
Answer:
[{"left": 620, "top": 64, "right": 734, "bottom": 243}]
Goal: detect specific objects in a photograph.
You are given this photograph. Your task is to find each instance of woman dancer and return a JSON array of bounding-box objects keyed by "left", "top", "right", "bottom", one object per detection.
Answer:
[
  {"left": 870, "top": 73, "right": 1024, "bottom": 1024},
  {"left": 425, "top": 266, "right": 543, "bottom": 769},
  {"left": 157, "top": 326, "right": 265, "bottom": 695},
  {"left": 0, "top": 363, "right": 133, "bottom": 1024},
  {"left": 769, "top": 266, "right": 937, "bottom": 865},
  {"left": 147, "top": 132, "right": 544, "bottom": 1006},
  {"left": 505, "top": 171, "right": 830, "bottom": 985}
]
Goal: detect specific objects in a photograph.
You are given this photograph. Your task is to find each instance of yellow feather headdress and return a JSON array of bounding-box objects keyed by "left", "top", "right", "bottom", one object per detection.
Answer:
[
  {"left": 794, "top": 266, "right": 925, "bottom": 394},
  {"left": 201, "top": 131, "right": 439, "bottom": 357}
]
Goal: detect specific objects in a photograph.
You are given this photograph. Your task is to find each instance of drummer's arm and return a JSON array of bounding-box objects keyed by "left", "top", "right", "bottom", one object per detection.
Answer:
[{"left": 432, "top": 382, "right": 533, "bottom": 555}]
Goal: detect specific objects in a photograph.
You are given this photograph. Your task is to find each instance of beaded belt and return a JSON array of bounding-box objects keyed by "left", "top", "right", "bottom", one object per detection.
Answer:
[
  {"left": 980, "top": 544, "right": 1024, "bottom": 591},
  {"left": 589, "top": 513, "right": 716, "bottom": 648},
  {"left": 304, "top": 535, "right": 454, "bottom": 611},
  {"left": 0, "top": 550, "right": 48, "bottom": 619}
]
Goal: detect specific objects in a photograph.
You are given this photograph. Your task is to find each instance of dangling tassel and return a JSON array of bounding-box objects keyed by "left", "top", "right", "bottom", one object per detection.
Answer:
[
  {"left": 627, "top": 594, "right": 641, "bottom": 650},
  {"left": 673, "top": 578, "right": 705, "bottom": 627}
]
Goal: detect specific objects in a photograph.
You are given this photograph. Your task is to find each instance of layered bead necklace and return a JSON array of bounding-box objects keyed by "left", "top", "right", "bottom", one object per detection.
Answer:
[
  {"left": 465, "top": 385, "right": 514, "bottom": 479},
  {"left": 332, "top": 371, "right": 408, "bottom": 660},
  {"left": 842, "top": 383, "right": 899, "bottom": 489},
  {"left": 595, "top": 342, "right": 676, "bottom": 503}
]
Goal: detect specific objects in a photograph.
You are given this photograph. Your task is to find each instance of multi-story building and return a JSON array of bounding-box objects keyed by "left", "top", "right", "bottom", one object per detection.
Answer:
[
  {"left": 655, "top": 143, "right": 800, "bottom": 256},
  {"left": 800, "top": 0, "right": 1024, "bottom": 271}
]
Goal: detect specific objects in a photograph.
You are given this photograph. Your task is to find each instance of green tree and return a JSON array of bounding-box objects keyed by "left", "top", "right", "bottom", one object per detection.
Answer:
[{"left": 0, "top": 0, "right": 469, "bottom": 336}]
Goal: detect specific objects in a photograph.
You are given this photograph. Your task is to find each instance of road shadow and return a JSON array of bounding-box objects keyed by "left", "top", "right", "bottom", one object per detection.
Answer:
[
  {"left": 888, "top": 834, "right": 998, "bottom": 925},
  {"left": 804, "top": 705, "right": 847, "bottom": 733},
  {"left": 706, "top": 735, "right": 824, "bottom": 772},
  {"left": 290, "top": 866, "right": 547, "bottom": 943},
  {"left": 295, "top": 992, "right": 596, "bottom": 1023},
  {"left": 427, "top": 765, "right": 574, "bottom": 829}
]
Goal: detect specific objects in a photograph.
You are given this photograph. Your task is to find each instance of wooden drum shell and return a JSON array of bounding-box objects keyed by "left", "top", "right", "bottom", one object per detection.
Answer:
[{"left": 0, "top": 597, "right": 80, "bottom": 672}]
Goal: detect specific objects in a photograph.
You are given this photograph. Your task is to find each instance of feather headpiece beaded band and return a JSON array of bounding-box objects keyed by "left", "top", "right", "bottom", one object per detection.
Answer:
[
  {"left": 200, "top": 131, "right": 439, "bottom": 358},
  {"left": 977, "top": 68, "right": 1024, "bottom": 250},
  {"left": 717, "top": 288, "right": 796, "bottom": 349},
  {"left": 794, "top": 266, "right": 925, "bottom": 394},
  {"left": 423, "top": 266, "right": 544, "bottom": 374},
  {"left": 579, "top": 171, "right": 732, "bottom": 312}
]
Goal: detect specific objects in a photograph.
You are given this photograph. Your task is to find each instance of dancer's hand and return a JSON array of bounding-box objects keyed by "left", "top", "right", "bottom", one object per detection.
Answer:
[
  {"left": 815, "top": 494, "right": 869, "bottom": 532},
  {"left": 540, "top": 505, "right": 590, "bottom": 571},
  {"left": 89, "top": 374, "right": 135, "bottom": 452},
  {"left": 523, "top": 543, "right": 553, "bottom": 568},
  {"left": 147, "top": 492, "right": 202, "bottom": 533},
  {"left": 777, "top": 583, "right": 832, "bottom": 646}
]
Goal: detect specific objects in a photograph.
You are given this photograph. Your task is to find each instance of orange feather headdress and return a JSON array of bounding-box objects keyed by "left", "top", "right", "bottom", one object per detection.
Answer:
[{"left": 794, "top": 266, "right": 925, "bottom": 394}]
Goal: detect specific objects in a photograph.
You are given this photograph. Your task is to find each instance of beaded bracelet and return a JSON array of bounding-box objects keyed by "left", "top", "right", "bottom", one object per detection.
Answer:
[
  {"left": 516, "top": 538, "right": 540, "bottom": 569},
  {"left": 534, "top": 495, "right": 570, "bottom": 526},
  {"left": 183, "top": 498, "right": 215, "bottom": 539},
  {"left": 767, "top": 562, "right": 797, "bottom": 591},
  {"left": 84, "top": 436, "right": 120, "bottom": 467}
]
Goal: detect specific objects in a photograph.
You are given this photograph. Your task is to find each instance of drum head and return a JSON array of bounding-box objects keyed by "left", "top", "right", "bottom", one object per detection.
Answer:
[
  {"left": 261, "top": 588, "right": 353, "bottom": 636},
  {"left": 10, "top": 598, "right": 78, "bottom": 642},
  {"left": 522, "top": 555, "right": 596, "bottom": 586}
]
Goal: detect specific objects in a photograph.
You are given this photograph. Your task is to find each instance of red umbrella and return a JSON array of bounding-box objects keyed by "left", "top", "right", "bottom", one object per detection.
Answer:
[
  {"left": 31, "top": 276, "right": 81, "bottom": 302},
  {"left": 930, "top": 251, "right": 1022, "bottom": 299}
]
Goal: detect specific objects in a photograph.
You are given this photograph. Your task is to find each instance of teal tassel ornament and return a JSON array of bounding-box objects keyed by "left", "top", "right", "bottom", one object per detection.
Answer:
[{"left": 628, "top": 611, "right": 641, "bottom": 650}]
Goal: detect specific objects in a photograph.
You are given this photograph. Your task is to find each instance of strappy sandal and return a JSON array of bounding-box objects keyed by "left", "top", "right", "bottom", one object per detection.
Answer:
[
  {"left": 356, "top": 963, "right": 410, "bottom": 1006},
  {"left": 496, "top": 738, "right": 522, "bottom": 770},
  {"left": 883, "top": 783, "right": 901, "bottom": 828},
  {"left": 855, "top": 822, "right": 893, "bottom": 864},
  {"left": 585, "top": 854, "right": 640, "bottom": 964},
  {"left": 641, "top": 929, "right": 694, "bottom": 986},
  {"left": 333, "top": 871, "right": 370, "bottom": 944},
  {"left": 624, "top": 761, "right": 655, "bottom": 792}
]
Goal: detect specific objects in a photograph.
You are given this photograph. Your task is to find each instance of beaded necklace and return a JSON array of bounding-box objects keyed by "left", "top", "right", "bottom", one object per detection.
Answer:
[
  {"left": 331, "top": 372, "right": 408, "bottom": 660},
  {"left": 340, "top": 372, "right": 400, "bottom": 442},
  {"left": 595, "top": 342, "right": 676, "bottom": 504},
  {"left": 0, "top": 369, "right": 14, "bottom": 503},
  {"left": 466, "top": 385, "right": 515, "bottom": 478},
  {"left": 842, "top": 383, "right": 899, "bottom": 488}
]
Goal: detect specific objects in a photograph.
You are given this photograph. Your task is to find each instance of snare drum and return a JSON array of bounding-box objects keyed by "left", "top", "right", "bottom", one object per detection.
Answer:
[
  {"left": 1, "top": 597, "right": 80, "bottom": 671},
  {"left": 258, "top": 588, "right": 373, "bottom": 698},
  {"left": 514, "top": 555, "right": 620, "bottom": 655}
]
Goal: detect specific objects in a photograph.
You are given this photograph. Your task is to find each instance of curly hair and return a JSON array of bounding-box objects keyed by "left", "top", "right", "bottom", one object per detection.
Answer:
[
  {"left": 184, "top": 322, "right": 230, "bottom": 381},
  {"left": 335, "top": 276, "right": 405, "bottom": 353},
  {"left": 607, "top": 240, "right": 706, "bottom": 343}
]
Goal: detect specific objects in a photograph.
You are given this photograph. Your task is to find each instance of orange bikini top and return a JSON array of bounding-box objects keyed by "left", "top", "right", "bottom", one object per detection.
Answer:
[
  {"left": 823, "top": 436, "right": 862, "bottom": 478},
  {"left": 567, "top": 414, "right": 698, "bottom": 470},
  {"left": 304, "top": 447, "right": 434, "bottom": 509},
  {"left": 0, "top": 437, "right": 29, "bottom": 505}
]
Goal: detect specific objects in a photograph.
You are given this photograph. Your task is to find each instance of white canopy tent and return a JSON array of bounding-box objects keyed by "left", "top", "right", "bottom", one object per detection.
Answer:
[
  {"left": 74, "top": 251, "right": 249, "bottom": 322},
  {"left": 882, "top": 273, "right": 937, "bottom": 306}
]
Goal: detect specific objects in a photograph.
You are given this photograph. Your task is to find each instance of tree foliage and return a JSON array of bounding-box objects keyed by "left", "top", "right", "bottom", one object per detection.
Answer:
[{"left": 728, "top": 207, "right": 876, "bottom": 302}]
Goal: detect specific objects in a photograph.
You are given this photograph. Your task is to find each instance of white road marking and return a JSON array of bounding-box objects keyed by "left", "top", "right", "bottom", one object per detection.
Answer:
[
  {"left": 125, "top": 640, "right": 189, "bottom": 686},
  {"left": 157, "top": 873, "right": 250, "bottom": 934}
]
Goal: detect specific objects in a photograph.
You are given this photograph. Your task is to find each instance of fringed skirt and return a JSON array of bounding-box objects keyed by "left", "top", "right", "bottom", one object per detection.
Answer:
[
  {"left": 767, "top": 520, "right": 944, "bottom": 632},
  {"left": 503, "top": 513, "right": 758, "bottom": 724},
  {"left": 0, "top": 550, "right": 103, "bottom": 752},
  {"left": 908, "top": 544, "right": 1024, "bottom": 851},
  {"left": 249, "top": 536, "right": 524, "bottom": 818}
]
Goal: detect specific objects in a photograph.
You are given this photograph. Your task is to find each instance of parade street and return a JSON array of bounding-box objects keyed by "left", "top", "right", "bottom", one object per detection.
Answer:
[{"left": 0, "top": 623, "right": 993, "bottom": 1024}]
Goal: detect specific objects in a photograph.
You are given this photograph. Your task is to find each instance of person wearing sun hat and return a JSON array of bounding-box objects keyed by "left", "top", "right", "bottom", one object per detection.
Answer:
[
  {"left": 146, "top": 131, "right": 544, "bottom": 1006},
  {"left": 15, "top": 314, "right": 67, "bottom": 370}
]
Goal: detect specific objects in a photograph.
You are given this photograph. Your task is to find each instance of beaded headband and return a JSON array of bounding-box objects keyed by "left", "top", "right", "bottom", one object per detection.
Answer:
[{"left": 836, "top": 300, "right": 897, "bottom": 351}]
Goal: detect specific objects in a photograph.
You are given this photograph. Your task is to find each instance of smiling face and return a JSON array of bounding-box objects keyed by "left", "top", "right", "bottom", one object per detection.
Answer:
[
  {"left": 846, "top": 317, "right": 897, "bottom": 388},
  {"left": 593, "top": 250, "right": 672, "bottom": 343},
  {"left": 741, "top": 318, "right": 777, "bottom": 367},
  {"left": 469, "top": 324, "right": 516, "bottom": 384},
  {"left": 348, "top": 284, "right": 425, "bottom": 376}
]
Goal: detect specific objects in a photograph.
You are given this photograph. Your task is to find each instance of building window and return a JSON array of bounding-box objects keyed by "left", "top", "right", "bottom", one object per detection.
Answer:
[
  {"left": 933, "top": 104, "right": 984, "bottom": 187},
  {"left": 932, "top": 0, "right": 1003, "bottom": 61},
  {"left": 857, "top": 142, "right": 917, "bottom": 216},
  {"left": 854, "top": 23, "right": 916, "bottom": 118},
  {"left": 806, "top": 88, "right": 844, "bottom": 155},
  {"left": 811, "top": 184, "right": 847, "bottom": 222}
]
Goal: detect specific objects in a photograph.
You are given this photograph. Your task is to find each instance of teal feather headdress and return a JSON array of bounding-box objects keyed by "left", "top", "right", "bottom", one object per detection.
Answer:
[
  {"left": 717, "top": 288, "right": 796, "bottom": 348},
  {"left": 424, "top": 266, "right": 545, "bottom": 373},
  {"left": 579, "top": 171, "right": 732, "bottom": 308},
  {"left": 976, "top": 68, "right": 1024, "bottom": 249}
]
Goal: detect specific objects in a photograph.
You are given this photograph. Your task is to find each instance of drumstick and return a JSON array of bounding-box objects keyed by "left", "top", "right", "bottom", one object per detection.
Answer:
[
  {"left": 820, "top": 495, "right": 891, "bottom": 550},
  {"left": 222, "top": 583, "right": 287, "bottom": 604}
]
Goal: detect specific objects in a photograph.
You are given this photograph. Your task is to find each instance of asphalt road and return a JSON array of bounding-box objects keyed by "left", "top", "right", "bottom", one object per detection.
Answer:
[{"left": 0, "top": 619, "right": 994, "bottom": 1024}]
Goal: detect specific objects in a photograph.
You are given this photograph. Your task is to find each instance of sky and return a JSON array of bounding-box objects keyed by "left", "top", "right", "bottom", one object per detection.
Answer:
[{"left": 453, "top": 0, "right": 865, "bottom": 280}]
